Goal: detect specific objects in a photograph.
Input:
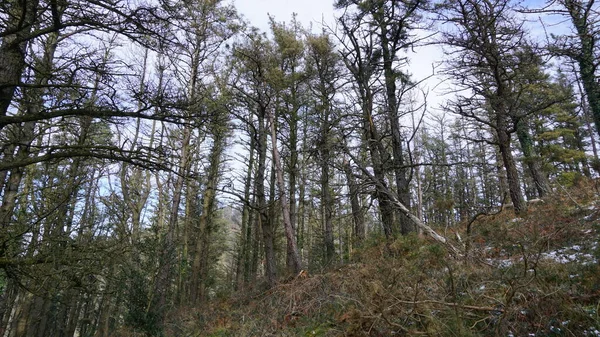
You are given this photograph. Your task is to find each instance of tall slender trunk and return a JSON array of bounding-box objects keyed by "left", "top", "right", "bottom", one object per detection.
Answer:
[
  {"left": 251, "top": 204, "right": 261, "bottom": 282},
  {"left": 191, "top": 125, "right": 226, "bottom": 303},
  {"left": 95, "top": 282, "right": 114, "bottom": 337},
  {"left": 236, "top": 126, "right": 255, "bottom": 287},
  {"left": 9, "top": 292, "right": 32, "bottom": 336},
  {"left": 297, "top": 139, "right": 307, "bottom": 259},
  {"left": 267, "top": 107, "right": 303, "bottom": 275},
  {"left": 153, "top": 125, "right": 192, "bottom": 322},
  {"left": 267, "top": 163, "right": 278, "bottom": 281},
  {"left": 0, "top": 281, "right": 18, "bottom": 336},
  {"left": 255, "top": 107, "right": 276, "bottom": 287},
  {"left": 493, "top": 132, "right": 509, "bottom": 202},
  {"left": 321, "top": 147, "right": 335, "bottom": 262},
  {"left": 497, "top": 126, "right": 526, "bottom": 214},
  {"left": 360, "top": 86, "right": 395, "bottom": 238},
  {"left": 319, "top": 107, "right": 335, "bottom": 261},
  {"left": 412, "top": 129, "right": 424, "bottom": 223},
  {"left": 381, "top": 33, "right": 413, "bottom": 235},
  {"left": 180, "top": 162, "right": 199, "bottom": 304},
  {"left": 343, "top": 160, "right": 365, "bottom": 243},
  {"left": 287, "top": 108, "right": 299, "bottom": 271}
]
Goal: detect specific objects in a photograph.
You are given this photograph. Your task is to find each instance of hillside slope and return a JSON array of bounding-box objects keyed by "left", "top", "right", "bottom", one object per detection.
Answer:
[{"left": 165, "top": 183, "right": 600, "bottom": 337}]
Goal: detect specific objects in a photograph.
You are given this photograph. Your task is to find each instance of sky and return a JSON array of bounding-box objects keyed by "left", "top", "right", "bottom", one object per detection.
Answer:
[{"left": 233, "top": 0, "right": 337, "bottom": 32}]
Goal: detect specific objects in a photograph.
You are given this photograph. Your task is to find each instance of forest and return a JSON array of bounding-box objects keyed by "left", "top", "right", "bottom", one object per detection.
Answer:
[{"left": 0, "top": 0, "right": 599, "bottom": 336}]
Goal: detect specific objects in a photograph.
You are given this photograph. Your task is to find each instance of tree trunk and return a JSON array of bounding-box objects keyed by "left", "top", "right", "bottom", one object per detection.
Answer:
[
  {"left": 236, "top": 129, "right": 255, "bottom": 288},
  {"left": 515, "top": 119, "right": 550, "bottom": 197},
  {"left": 153, "top": 125, "right": 192, "bottom": 323},
  {"left": 319, "top": 110, "right": 335, "bottom": 262},
  {"left": 361, "top": 90, "right": 396, "bottom": 239},
  {"left": 497, "top": 127, "right": 527, "bottom": 214},
  {"left": 564, "top": 0, "right": 600, "bottom": 140},
  {"left": 381, "top": 32, "right": 413, "bottom": 235},
  {"left": 267, "top": 107, "right": 303, "bottom": 275},
  {"left": 493, "top": 132, "right": 509, "bottom": 202},
  {"left": 365, "top": 136, "right": 395, "bottom": 238},
  {"left": 0, "top": 281, "right": 18, "bottom": 336},
  {"left": 287, "top": 114, "right": 299, "bottom": 272},
  {"left": 343, "top": 161, "right": 365, "bottom": 243},
  {"left": 297, "top": 139, "right": 307, "bottom": 259},
  {"left": 255, "top": 109, "right": 276, "bottom": 287},
  {"left": 191, "top": 123, "right": 226, "bottom": 303},
  {"left": 10, "top": 292, "right": 32, "bottom": 337},
  {"left": 0, "top": 0, "right": 39, "bottom": 120},
  {"left": 321, "top": 153, "right": 335, "bottom": 262}
]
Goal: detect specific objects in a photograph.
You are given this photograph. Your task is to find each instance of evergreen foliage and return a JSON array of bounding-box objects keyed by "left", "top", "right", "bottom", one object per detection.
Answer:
[{"left": 0, "top": 0, "right": 599, "bottom": 335}]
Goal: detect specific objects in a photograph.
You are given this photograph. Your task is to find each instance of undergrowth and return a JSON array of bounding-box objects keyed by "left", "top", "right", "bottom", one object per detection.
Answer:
[{"left": 166, "top": 181, "right": 600, "bottom": 336}]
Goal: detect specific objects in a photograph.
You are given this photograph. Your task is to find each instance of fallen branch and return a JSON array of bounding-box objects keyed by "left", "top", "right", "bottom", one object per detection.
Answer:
[
  {"left": 345, "top": 150, "right": 461, "bottom": 257},
  {"left": 391, "top": 299, "right": 502, "bottom": 313}
]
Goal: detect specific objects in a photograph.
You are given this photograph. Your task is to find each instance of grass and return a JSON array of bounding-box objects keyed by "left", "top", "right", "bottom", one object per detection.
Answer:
[{"left": 166, "top": 180, "right": 600, "bottom": 336}]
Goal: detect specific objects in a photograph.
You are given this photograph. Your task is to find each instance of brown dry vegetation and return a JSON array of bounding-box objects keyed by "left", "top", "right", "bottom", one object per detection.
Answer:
[{"left": 167, "top": 181, "right": 600, "bottom": 336}]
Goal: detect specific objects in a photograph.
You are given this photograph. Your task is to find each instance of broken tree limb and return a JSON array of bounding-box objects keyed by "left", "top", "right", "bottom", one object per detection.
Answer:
[
  {"left": 390, "top": 299, "right": 502, "bottom": 313},
  {"left": 344, "top": 151, "right": 462, "bottom": 257}
]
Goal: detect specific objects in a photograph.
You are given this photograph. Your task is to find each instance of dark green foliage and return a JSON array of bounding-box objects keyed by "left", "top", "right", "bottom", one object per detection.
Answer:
[{"left": 124, "top": 268, "right": 162, "bottom": 337}]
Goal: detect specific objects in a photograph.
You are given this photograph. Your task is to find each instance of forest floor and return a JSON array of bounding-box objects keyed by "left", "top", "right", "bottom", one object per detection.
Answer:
[{"left": 168, "top": 182, "right": 600, "bottom": 336}]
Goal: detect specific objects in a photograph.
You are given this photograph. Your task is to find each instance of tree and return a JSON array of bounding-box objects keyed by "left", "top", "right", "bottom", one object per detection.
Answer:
[
  {"left": 0, "top": 0, "right": 240, "bottom": 334},
  {"left": 531, "top": 71, "right": 589, "bottom": 178},
  {"left": 541, "top": 1, "right": 600, "bottom": 139},
  {"left": 189, "top": 86, "right": 232, "bottom": 303},
  {"left": 269, "top": 18, "right": 306, "bottom": 273},
  {"left": 230, "top": 31, "right": 279, "bottom": 287},
  {"left": 438, "top": 0, "right": 538, "bottom": 214},
  {"left": 336, "top": 6, "right": 397, "bottom": 238},
  {"left": 0, "top": 0, "right": 168, "bottom": 131},
  {"left": 510, "top": 47, "right": 554, "bottom": 197},
  {"left": 305, "top": 32, "right": 344, "bottom": 259},
  {"left": 335, "top": 0, "right": 428, "bottom": 236}
]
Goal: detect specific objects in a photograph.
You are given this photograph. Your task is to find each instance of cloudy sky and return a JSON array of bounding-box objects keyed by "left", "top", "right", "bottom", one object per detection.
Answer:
[{"left": 234, "top": 0, "right": 337, "bottom": 32}]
